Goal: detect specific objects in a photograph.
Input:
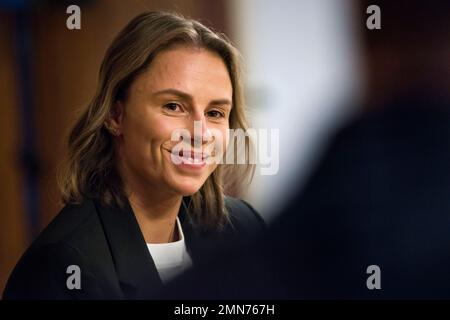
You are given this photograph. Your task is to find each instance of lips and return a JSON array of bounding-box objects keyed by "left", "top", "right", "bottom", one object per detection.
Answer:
[
  {"left": 178, "top": 150, "right": 209, "bottom": 163},
  {"left": 165, "top": 148, "right": 211, "bottom": 166}
]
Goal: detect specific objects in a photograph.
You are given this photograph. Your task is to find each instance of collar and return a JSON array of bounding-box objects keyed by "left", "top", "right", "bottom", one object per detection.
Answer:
[{"left": 94, "top": 196, "right": 210, "bottom": 299}]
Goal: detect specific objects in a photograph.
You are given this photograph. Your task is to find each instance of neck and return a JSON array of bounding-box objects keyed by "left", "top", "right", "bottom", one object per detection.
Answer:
[
  {"left": 117, "top": 153, "right": 182, "bottom": 244},
  {"left": 130, "top": 193, "right": 182, "bottom": 244}
]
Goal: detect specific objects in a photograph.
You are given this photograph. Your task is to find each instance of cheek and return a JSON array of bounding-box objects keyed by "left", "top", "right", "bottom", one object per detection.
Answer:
[
  {"left": 120, "top": 115, "right": 169, "bottom": 171},
  {"left": 223, "top": 128, "right": 229, "bottom": 150},
  {"left": 125, "top": 113, "right": 177, "bottom": 147},
  {"left": 218, "top": 126, "right": 229, "bottom": 151},
  {"left": 210, "top": 126, "right": 229, "bottom": 160},
  {"left": 155, "top": 116, "right": 180, "bottom": 140},
  {"left": 152, "top": 117, "right": 179, "bottom": 142}
]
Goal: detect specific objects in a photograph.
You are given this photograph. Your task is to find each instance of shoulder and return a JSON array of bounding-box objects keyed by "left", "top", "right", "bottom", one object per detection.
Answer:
[
  {"left": 224, "top": 196, "right": 266, "bottom": 236},
  {"left": 2, "top": 241, "right": 102, "bottom": 299},
  {"left": 30, "top": 199, "right": 101, "bottom": 249},
  {"left": 3, "top": 199, "right": 105, "bottom": 299}
]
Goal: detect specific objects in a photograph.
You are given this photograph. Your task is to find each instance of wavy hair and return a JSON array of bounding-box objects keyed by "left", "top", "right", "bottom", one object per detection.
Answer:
[{"left": 58, "top": 11, "right": 254, "bottom": 229}]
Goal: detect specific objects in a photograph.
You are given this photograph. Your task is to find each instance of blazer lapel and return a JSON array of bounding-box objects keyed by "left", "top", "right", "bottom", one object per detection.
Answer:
[
  {"left": 94, "top": 199, "right": 164, "bottom": 299},
  {"left": 178, "top": 197, "right": 201, "bottom": 261},
  {"left": 179, "top": 197, "right": 221, "bottom": 265}
]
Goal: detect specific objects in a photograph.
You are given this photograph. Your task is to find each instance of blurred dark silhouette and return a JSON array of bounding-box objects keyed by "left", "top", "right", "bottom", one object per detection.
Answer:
[{"left": 164, "top": 0, "right": 450, "bottom": 299}]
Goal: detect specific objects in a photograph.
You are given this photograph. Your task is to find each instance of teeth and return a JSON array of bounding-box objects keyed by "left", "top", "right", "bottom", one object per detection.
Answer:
[
  {"left": 181, "top": 157, "right": 204, "bottom": 164},
  {"left": 171, "top": 150, "right": 208, "bottom": 165}
]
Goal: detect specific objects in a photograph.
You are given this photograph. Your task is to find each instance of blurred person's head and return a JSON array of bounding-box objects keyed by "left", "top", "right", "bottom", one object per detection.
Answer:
[
  {"left": 359, "top": 0, "right": 450, "bottom": 106},
  {"left": 58, "top": 11, "right": 252, "bottom": 229}
]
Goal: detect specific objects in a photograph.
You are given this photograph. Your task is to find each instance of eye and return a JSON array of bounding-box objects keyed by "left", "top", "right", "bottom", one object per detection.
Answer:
[
  {"left": 206, "top": 109, "right": 225, "bottom": 118},
  {"left": 163, "top": 103, "right": 182, "bottom": 112}
]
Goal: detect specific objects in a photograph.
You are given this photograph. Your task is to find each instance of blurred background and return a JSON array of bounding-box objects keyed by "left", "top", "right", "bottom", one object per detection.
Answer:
[{"left": 1, "top": 0, "right": 449, "bottom": 296}]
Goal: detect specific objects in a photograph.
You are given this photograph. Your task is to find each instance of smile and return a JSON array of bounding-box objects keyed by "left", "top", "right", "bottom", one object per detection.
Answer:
[
  {"left": 164, "top": 149, "right": 210, "bottom": 169},
  {"left": 179, "top": 150, "right": 209, "bottom": 162}
]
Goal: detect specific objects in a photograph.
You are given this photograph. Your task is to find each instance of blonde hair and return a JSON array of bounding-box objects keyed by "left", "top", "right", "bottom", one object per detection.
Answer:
[{"left": 58, "top": 11, "right": 253, "bottom": 229}]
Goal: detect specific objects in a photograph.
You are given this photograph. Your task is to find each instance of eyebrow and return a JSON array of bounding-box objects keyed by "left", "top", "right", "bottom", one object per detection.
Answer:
[{"left": 153, "top": 88, "right": 232, "bottom": 107}]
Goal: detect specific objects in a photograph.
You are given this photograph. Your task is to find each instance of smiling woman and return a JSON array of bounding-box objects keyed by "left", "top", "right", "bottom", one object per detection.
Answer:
[
  {"left": 3, "top": 11, "right": 264, "bottom": 299},
  {"left": 111, "top": 46, "right": 234, "bottom": 233}
]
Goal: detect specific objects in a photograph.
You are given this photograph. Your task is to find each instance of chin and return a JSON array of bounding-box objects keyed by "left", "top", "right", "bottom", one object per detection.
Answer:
[{"left": 168, "top": 176, "right": 206, "bottom": 196}]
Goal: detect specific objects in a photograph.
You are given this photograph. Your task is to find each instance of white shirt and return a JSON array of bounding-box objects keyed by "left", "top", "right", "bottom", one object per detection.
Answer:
[{"left": 146, "top": 217, "right": 193, "bottom": 284}]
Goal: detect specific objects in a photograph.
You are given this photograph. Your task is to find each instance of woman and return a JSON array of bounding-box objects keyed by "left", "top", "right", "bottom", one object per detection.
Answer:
[{"left": 3, "top": 11, "right": 264, "bottom": 299}]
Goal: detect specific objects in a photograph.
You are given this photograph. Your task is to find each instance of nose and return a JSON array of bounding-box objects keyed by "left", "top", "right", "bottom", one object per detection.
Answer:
[{"left": 190, "top": 114, "right": 213, "bottom": 147}]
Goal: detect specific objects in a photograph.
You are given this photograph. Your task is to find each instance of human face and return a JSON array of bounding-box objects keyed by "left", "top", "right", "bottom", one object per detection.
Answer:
[{"left": 112, "top": 46, "right": 232, "bottom": 197}]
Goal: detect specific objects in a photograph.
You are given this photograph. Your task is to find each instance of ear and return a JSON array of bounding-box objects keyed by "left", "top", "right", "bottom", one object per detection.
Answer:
[{"left": 105, "top": 101, "right": 124, "bottom": 136}]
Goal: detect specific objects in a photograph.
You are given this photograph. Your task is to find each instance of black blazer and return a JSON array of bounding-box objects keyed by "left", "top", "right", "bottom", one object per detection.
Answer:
[{"left": 3, "top": 197, "right": 264, "bottom": 300}]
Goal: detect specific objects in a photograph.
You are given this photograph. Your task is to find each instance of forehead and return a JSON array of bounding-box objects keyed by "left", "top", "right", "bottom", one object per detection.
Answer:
[{"left": 132, "top": 46, "right": 233, "bottom": 98}]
